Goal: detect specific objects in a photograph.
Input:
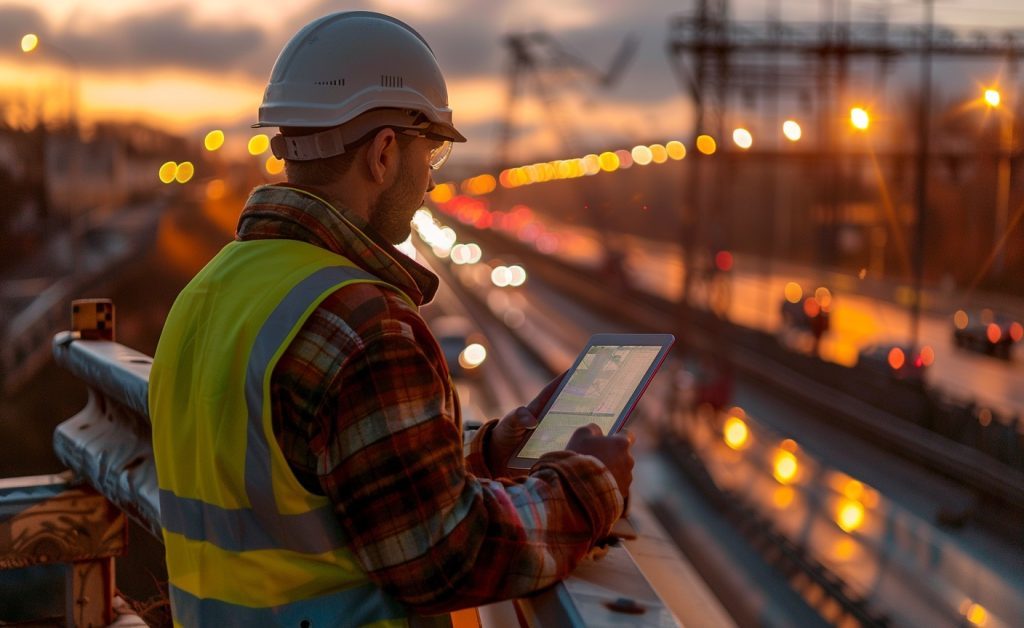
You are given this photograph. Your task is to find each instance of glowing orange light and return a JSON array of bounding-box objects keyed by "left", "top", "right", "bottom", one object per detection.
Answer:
[
  {"left": 965, "top": 602, "right": 988, "bottom": 626},
  {"left": 598, "top": 151, "right": 620, "bottom": 172},
  {"left": 836, "top": 499, "right": 865, "bottom": 532},
  {"left": 986, "top": 323, "right": 1001, "bottom": 344},
  {"left": 723, "top": 416, "right": 749, "bottom": 450},
  {"left": 265, "top": 156, "right": 284, "bottom": 175},
  {"left": 984, "top": 89, "right": 1001, "bottom": 108},
  {"left": 784, "top": 282, "right": 803, "bottom": 304},
  {"left": 814, "top": 286, "right": 832, "bottom": 310},
  {"left": 666, "top": 140, "right": 686, "bottom": 160},
  {"left": 205, "top": 178, "right": 226, "bottom": 200},
  {"left": 1010, "top": 322, "right": 1023, "bottom": 342},
  {"left": 887, "top": 347, "right": 905, "bottom": 370},
  {"left": 649, "top": 144, "right": 668, "bottom": 164},
  {"left": 953, "top": 309, "right": 969, "bottom": 330},
  {"left": 920, "top": 345, "right": 935, "bottom": 366},
  {"left": 696, "top": 135, "right": 717, "bottom": 155},
  {"left": 773, "top": 449, "right": 798, "bottom": 484},
  {"left": 429, "top": 183, "right": 455, "bottom": 204},
  {"left": 772, "top": 486, "right": 795, "bottom": 509}
]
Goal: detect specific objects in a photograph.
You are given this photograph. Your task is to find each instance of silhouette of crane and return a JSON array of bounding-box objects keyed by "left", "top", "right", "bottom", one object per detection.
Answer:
[{"left": 496, "top": 31, "right": 638, "bottom": 168}]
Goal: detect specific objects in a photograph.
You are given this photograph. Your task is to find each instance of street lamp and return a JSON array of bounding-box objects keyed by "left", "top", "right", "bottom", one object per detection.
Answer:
[
  {"left": 21, "top": 33, "right": 39, "bottom": 53},
  {"left": 984, "top": 86, "right": 1013, "bottom": 271},
  {"left": 19, "top": 33, "right": 79, "bottom": 128},
  {"left": 850, "top": 107, "right": 870, "bottom": 131},
  {"left": 732, "top": 128, "right": 753, "bottom": 149},
  {"left": 782, "top": 119, "right": 802, "bottom": 142}
]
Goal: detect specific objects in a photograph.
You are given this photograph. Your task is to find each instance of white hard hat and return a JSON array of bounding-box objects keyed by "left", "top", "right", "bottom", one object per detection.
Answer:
[{"left": 255, "top": 11, "right": 466, "bottom": 146}]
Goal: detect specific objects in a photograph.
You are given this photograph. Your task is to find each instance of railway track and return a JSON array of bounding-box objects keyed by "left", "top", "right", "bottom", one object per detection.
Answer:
[{"left": 414, "top": 216, "right": 1024, "bottom": 628}]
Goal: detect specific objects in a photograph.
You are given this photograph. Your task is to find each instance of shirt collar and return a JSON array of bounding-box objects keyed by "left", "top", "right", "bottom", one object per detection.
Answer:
[{"left": 235, "top": 183, "right": 438, "bottom": 306}]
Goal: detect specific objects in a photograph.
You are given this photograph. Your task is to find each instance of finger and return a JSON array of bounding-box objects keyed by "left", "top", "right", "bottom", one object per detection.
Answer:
[
  {"left": 621, "top": 430, "right": 637, "bottom": 445},
  {"left": 508, "top": 406, "right": 538, "bottom": 430},
  {"left": 571, "top": 423, "right": 602, "bottom": 438},
  {"left": 527, "top": 370, "right": 569, "bottom": 416}
]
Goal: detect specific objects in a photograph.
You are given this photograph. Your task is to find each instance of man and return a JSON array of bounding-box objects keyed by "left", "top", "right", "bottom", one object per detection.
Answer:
[{"left": 150, "top": 11, "right": 633, "bottom": 626}]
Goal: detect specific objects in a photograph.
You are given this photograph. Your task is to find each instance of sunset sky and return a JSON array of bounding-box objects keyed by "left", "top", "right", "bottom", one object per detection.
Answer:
[{"left": 2, "top": 0, "right": 1023, "bottom": 165}]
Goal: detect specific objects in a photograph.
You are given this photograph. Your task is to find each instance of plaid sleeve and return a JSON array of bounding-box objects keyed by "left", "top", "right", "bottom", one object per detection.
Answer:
[
  {"left": 316, "top": 332, "right": 624, "bottom": 614},
  {"left": 464, "top": 419, "right": 498, "bottom": 478}
]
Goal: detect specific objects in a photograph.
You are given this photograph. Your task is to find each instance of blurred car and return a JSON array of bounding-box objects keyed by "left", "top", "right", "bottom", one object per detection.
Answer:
[
  {"left": 857, "top": 343, "right": 933, "bottom": 382},
  {"left": 951, "top": 308, "right": 1022, "bottom": 360},
  {"left": 779, "top": 284, "right": 832, "bottom": 345},
  {"left": 429, "top": 314, "right": 488, "bottom": 379}
]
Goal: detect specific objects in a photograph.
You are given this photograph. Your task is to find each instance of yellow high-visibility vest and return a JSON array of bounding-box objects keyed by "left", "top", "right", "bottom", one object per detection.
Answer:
[{"left": 150, "top": 238, "right": 445, "bottom": 627}]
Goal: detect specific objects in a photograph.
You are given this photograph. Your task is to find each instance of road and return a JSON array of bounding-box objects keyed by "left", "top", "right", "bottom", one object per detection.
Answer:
[{"left": 482, "top": 215, "right": 1024, "bottom": 418}]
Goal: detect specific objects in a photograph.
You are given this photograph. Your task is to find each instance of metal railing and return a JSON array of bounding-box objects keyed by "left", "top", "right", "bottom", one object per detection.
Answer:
[{"left": 1, "top": 304, "right": 720, "bottom": 626}]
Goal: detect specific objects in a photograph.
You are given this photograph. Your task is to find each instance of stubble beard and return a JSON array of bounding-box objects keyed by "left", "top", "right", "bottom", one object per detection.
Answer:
[{"left": 369, "top": 153, "right": 422, "bottom": 245}]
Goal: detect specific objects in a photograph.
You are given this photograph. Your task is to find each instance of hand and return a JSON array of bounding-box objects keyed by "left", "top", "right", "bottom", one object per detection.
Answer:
[
  {"left": 565, "top": 424, "right": 635, "bottom": 503},
  {"left": 486, "top": 371, "right": 566, "bottom": 476}
]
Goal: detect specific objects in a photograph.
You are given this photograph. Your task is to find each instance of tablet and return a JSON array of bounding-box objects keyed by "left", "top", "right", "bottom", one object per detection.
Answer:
[{"left": 508, "top": 333, "right": 675, "bottom": 469}]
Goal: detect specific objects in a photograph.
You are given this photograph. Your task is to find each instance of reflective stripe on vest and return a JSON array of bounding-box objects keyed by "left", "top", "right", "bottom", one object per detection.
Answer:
[
  {"left": 169, "top": 582, "right": 409, "bottom": 627},
  {"left": 151, "top": 240, "right": 423, "bottom": 627},
  {"left": 158, "top": 264, "right": 376, "bottom": 554}
]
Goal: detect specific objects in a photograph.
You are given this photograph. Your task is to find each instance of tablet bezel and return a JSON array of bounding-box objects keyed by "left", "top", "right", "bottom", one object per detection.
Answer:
[{"left": 507, "top": 333, "right": 675, "bottom": 470}]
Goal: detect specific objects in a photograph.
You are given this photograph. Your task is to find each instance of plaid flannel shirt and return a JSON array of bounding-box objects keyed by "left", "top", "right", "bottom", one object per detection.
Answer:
[{"left": 235, "top": 184, "right": 624, "bottom": 614}]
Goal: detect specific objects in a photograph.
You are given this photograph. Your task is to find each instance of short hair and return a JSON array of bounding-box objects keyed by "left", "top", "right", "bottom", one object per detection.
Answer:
[{"left": 282, "top": 126, "right": 413, "bottom": 186}]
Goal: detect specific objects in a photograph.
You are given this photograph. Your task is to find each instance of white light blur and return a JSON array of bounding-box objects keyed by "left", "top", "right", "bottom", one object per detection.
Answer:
[
  {"left": 507, "top": 264, "right": 527, "bottom": 287},
  {"left": 458, "top": 343, "right": 487, "bottom": 369},
  {"left": 395, "top": 235, "right": 418, "bottom": 260},
  {"left": 491, "top": 266, "right": 511, "bottom": 287}
]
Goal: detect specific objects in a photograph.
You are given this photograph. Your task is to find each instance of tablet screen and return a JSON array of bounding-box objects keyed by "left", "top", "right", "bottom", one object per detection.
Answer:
[{"left": 517, "top": 344, "right": 663, "bottom": 459}]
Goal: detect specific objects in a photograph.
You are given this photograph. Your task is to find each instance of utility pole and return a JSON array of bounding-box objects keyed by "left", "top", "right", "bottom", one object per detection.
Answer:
[{"left": 909, "top": 0, "right": 934, "bottom": 357}]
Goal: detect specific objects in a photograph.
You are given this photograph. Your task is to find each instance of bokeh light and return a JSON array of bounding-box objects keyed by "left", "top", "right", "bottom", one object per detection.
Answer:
[
  {"left": 248, "top": 134, "right": 270, "bottom": 156},
  {"left": 666, "top": 140, "right": 686, "bottom": 160},
  {"left": 732, "top": 128, "right": 753, "bottom": 149},
  {"left": 850, "top": 107, "right": 870, "bottom": 130},
  {"left": 158, "top": 161, "right": 177, "bottom": 184},
  {"left": 21, "top": 33, "right": 39, "bottom": 53},
  {"left": 265, "top": 156, "right": 284, "bottom": 175},
  {"left": 204, "top": 130, "right": 225, "bottom": 152},
  {"left": 696, "top": 135, "right": 717, "bottom": 155},
  {"left": 783, "top": 120, "right": 802, "bottom": 141},
  {"left": 174, "top": 161, "right": 194, "bottom": 184}
]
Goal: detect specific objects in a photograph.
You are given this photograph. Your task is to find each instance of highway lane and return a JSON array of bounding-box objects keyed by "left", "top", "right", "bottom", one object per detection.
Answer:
[{"left": 477, "top": 214, "right": 1024, "bottom": 418}]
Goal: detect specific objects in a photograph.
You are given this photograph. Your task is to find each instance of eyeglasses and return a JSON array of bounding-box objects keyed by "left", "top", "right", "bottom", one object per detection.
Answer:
[{"left": 397, "top": 128, "right": 453, "bottom": 170}]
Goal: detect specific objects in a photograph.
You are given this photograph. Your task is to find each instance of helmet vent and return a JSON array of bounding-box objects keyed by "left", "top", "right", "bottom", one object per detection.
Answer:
[
  {"left": 381, "top": 75, "right": 404, "bottom": 88},
  {"left": 313, "top": 78, "right": 346, "bottom": 86}
]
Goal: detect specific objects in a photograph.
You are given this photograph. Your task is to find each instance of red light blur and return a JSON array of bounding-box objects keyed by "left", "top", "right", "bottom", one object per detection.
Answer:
[
  {"left": 986, "top": 323, "right": 1002, "bottom": 344},
  {"left": 803, "top": 297, "right": 820, "bottom": 318},
  {"left": 1010, "top": 322, "right": 1023, "bottom": 342},
  {"left": 715, "top": 250, "right": 734, "bottom": 272},
  {"left": 887, "top": 347, "right": 905, "bottom": 370}
]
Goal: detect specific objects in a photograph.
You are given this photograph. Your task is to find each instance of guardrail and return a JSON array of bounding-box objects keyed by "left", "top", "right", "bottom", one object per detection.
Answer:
[{"left": 0, "top": 301, "right": 704, "bottom": 627}]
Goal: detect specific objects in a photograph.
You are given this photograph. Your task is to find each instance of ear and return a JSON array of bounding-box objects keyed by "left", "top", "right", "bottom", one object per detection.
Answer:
[{"left": 366, "top": 128, "right": 399, "bottom": 185}]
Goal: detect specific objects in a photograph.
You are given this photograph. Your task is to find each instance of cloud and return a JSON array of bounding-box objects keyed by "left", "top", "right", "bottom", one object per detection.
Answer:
[
  {"left": 1, "top": 4, "right": 273, "bottom": 78},
  {"left": 0, "top": 5, "right": 49, "bottom": 45}
]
